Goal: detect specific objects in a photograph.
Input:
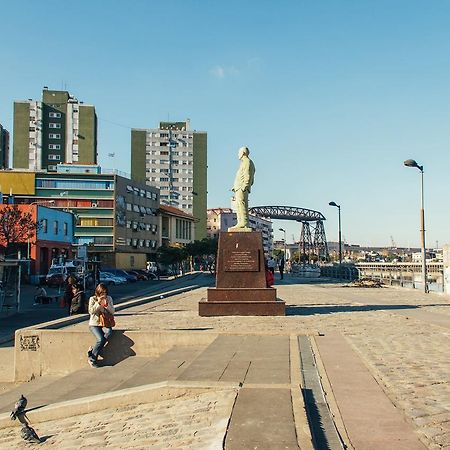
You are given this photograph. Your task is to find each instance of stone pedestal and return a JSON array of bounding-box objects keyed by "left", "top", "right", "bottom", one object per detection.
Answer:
[{"left": 199, "top": 231, "right": 285, "bottom": 316}]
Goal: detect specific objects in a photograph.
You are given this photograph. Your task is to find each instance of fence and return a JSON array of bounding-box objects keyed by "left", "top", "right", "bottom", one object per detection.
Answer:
[
  {"left": 320, "top": 264, "right": 359, "bottom": 281},
  {"left": 354, "top": 262, "right": 444, "bottom": 292}
]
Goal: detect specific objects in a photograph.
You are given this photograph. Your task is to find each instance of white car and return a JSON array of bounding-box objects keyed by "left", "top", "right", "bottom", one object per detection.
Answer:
[{"left": 100, "top": 272, "right": 127, "bottom": 286}]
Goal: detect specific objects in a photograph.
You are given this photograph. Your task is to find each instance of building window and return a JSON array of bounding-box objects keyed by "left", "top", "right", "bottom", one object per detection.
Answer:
[
  {"left": 63, "top": 222, "right": 68, "bottom": 236},
  {"left": 48, "top": 144, "right": 61, "bottom": 150},
  {"left": 49, "top": 123, "right": 61, "bottom": 129},
  {"left": 42, "top": 219, "right": 47, "bottom": 233},
  {"left": 48, "top": 154, "right": 61, "bottom": 161},
  {"left": 49, "top": 133, "right": 61, "bottom": 139},
  {"left": 54, "top": 220, "right": 59, "bottom": 235},
  {"left": 49, "top": 112, "right": 61, "bottom": 118}
]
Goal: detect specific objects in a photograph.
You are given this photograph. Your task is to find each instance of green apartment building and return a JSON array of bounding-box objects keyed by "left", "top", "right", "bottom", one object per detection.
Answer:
[
  {"left": 0, "top": 123, "right": 9, "bottom": 169},
  {"left": 131, "top": 121, "right": 207, "bottom": 240},
  {"left": 13, "top": 88, "right": 97, "bottom": 172}
]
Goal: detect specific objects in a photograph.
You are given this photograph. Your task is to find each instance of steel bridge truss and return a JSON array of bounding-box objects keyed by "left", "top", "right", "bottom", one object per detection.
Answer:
[{"left": 249, "top": 206, "right": 329, "bottom": 260}]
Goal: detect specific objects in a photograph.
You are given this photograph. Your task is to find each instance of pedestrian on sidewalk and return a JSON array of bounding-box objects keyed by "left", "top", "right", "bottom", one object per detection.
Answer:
[
  {"left": 33, "top": 285, "right": 49, "bottom": 305},
  {"left": 87, "top": 283, "right": 115, "bottom": 368},
  {"left": 267, "top": 257, "right": 276, "bottom": 274},
  {"left": 69, "top": 283, "right": 86, "bottom": 315},
  {"left": 265, "top": 261, "right": 274, "bottom": 287},
  {"left": 63, "top": 275, "right": 77, "bottom": 315},
  {"left": 278, "top": 257, "right": 285, "bottom": 280}
]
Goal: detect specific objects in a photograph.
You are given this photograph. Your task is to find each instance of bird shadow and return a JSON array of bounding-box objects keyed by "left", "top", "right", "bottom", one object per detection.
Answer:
[{"left": 39, "top": 435, "right": 54, "bottom": 443}]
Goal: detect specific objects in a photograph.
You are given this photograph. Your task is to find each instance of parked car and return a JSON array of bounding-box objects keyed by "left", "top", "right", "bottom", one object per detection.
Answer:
[
  {"left": 127, "top": 270, "right": 150, "bottom": 281},
  {"left": 100, "top": 271, "right": 127, "bottom": 286},
  {"left": 45, "top": 271, "right": 66, "bottom": 287},
  {"left": 103, "top": 269, "right": 138, "bottom": 283}
]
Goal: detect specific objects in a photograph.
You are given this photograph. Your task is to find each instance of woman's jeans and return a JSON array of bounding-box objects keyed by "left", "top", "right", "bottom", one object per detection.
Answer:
[{"left": 89, "top": 326, "right": 112, "bottom": 361}]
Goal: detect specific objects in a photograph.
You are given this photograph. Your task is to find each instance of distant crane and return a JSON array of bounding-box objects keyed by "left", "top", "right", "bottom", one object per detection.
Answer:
[{"left": 390, "top": 236, "right": 397, "bottom": 249}]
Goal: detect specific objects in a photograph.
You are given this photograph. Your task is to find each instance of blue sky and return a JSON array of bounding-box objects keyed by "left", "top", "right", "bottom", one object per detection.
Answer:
[{"left": 1, "top": 0, "right": 450, "bottom": 247}]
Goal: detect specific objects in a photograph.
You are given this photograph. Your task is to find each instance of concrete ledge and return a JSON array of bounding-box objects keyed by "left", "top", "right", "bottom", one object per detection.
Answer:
[
  {"left": 14, "top": 329, "right": 219, "bottom": 382},
  {"left": 8, "top": 284, "right": 201, "bottom": 345},
  {"left": 0, "top": 380, "right": 239, "bottom": 429},
  {"left": 199, "top": 300, "right": 286, "bottom": 316},
  {"left": 207, "top": 287, "right": 277, "bottom": 302}
]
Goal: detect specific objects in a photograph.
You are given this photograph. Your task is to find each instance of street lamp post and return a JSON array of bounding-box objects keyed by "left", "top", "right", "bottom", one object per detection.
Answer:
[
  {"left": 279, "top": 228, "right": 286, "bottom": 261},
  {"left": 329, "top": 202, "right": 342, "bottom": 264},
  {"left": 60, "top": 191, "right": 69, "bottom": 211},
  {"left": 404, "top": 159, "right": 428, "bottom": 293}
]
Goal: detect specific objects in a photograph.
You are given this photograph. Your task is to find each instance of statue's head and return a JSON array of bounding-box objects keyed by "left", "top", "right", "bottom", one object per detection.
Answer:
[{"left": 238, "top": 146, "right": 249, "bottom": 159}]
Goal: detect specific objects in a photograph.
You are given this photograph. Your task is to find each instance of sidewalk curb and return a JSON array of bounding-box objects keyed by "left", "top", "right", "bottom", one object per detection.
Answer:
[
  {"left": 0, "top": 380, "right": 239, "bottom": 429},
  {"left": 11, "top": 284, "right": 202, "bottom": 342}
]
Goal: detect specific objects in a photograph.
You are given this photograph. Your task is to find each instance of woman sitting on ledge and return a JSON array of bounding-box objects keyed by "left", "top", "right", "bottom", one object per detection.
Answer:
[{"left": 87, "top": 283, "right": 115, "bottom": 368}]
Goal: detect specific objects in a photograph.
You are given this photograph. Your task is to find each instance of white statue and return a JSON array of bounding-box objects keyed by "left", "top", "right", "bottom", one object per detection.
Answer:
[{"left": 229, "top": 146, "right": 255, "bottom": 232}]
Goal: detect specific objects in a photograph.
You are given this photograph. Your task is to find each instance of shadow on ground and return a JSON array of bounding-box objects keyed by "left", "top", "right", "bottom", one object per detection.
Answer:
[
  {"left": 286, "top": 304, "right": 422, "bottom": 316},
  {"left": 101, "top": 331, "right": 136, "bottom": 366}
]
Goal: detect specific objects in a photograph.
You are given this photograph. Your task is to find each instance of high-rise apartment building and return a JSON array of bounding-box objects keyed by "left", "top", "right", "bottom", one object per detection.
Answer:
[
  {"left": 13, "top": 88, "right": 97, "bottom": 172},
  {"left": 131, "top": 120, "right": 207, "bottom": 240},
  {"left": 0, "top": 123, "right": 9, "bottom": 169}
]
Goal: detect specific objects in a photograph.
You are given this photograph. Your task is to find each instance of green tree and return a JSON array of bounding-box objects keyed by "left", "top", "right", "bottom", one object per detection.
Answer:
[
  {"left": 185, "top": 237, "right": 218, "bottom": 272},
  {"left": 156, "top": 245, "right": 188, "bottom": 275}
]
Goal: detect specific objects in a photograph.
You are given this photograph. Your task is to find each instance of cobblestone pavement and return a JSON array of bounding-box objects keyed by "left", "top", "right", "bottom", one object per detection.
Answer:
[
  {"left": 76, "top": 280, "right": 449, "bottom": 449},
  {"left": 6, "top": 278, "right": 450, "bottom": 449},
  {"left": 0, "top": 389, "right": 236, "bottom": 449}
]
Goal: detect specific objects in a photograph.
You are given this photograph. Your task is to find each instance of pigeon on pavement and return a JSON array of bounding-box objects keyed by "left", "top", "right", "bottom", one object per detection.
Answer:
[
  {"left": 20, "top": 423, "right": 41, "bottom": 444},
  {"left": 10, "top": 394, "right": 27, "bottom": 420}
]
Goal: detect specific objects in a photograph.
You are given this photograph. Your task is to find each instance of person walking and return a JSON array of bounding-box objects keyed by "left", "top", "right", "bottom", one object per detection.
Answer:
[
  {"left": 267, "top": 257, "right": 276, "bottom": 274},
  {"left": 278, "top": 257, "right": 285, "bottom": 280},
  {"left": 87, "top": 283, "right": 115, "bottom": 368}
]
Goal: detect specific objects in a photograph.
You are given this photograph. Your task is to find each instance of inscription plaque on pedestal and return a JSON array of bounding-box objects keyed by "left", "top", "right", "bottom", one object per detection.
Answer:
[
  {"left": 199, "top": 231, "right": 285, "bottom": 316},
  {"left": 224, "top": 249, "right": 259, "bottom": 272}
]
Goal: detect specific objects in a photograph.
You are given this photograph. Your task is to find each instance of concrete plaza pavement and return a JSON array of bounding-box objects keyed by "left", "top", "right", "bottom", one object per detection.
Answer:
[{"left": 1, "top": 275, "right": 450, "bottom": 448}]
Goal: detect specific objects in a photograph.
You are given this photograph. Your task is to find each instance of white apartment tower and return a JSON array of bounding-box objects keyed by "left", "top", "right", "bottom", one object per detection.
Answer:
[{"left": 131, "top": 121, "right": 207, "bottom": 240}]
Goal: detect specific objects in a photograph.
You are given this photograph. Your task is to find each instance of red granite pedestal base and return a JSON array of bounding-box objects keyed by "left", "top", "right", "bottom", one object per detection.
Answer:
[{"left": 199, "top": 231, "right": 286, "bottom": 317}]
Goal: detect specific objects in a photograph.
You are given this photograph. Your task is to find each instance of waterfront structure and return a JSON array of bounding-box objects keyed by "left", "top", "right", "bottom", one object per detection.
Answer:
[
  {"left": 13, "top": 88, "right": 97, "bottom": 172},
  {"left": 159, "top": 205, "right": 195, "bottom": 247},
  {"left": 0, "top": 204, "right": 73, "bottom": 279},
  {"left": 0, "top": 124, "right": 9, "bottom": 169},
  {"left": 131, "top": 121, "right": 207, "bottom": 240},
  {"left": 207, "top": 208, "right": 273, "bottom": 254},
  {"left": 0, "top": 166, "right": 160, "bottom": 269}
]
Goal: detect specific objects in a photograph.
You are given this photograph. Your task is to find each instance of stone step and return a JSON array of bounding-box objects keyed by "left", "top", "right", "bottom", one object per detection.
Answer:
[
  {"left": 117, "top": 345, "right": 207, "bottom": 390},
  {"left": 0, "top": 356, "right": 154, "bottom": 415},
  {"left": 177, "top": 335, "right": 290, "bottom": 384},
  {"left": 0, "top": 342, "right": 209, "bottom": 415}
]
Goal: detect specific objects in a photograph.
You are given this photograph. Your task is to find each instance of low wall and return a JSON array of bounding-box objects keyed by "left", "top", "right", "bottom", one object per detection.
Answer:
[
  {"left": 13, "top": 283, "right": 208, "bottom": 382},
  {"left": 14, "top": 328, "right": 218, "bottom": 382}
]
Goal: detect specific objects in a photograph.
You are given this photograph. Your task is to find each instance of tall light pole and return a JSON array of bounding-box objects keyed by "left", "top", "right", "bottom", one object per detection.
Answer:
[
  {"left": 404, "top": 159, "right": 428, "bottom": 293},
  {"left": 60, "top": 191, "right": 69, "bottom": 211},
  {"left": 329, "top": 202, "right": 342, "bottom": 264},
  {"left": 279, "top": 228, "right": 286, "bottom": 260}
]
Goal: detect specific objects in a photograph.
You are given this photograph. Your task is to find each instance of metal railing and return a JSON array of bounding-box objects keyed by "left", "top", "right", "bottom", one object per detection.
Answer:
[
  {"left": 354, "top": 262, "right": 444, "bottom": 292},
  {"left": 320, "top": 264, "right": 359, "bottom": 281}
]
